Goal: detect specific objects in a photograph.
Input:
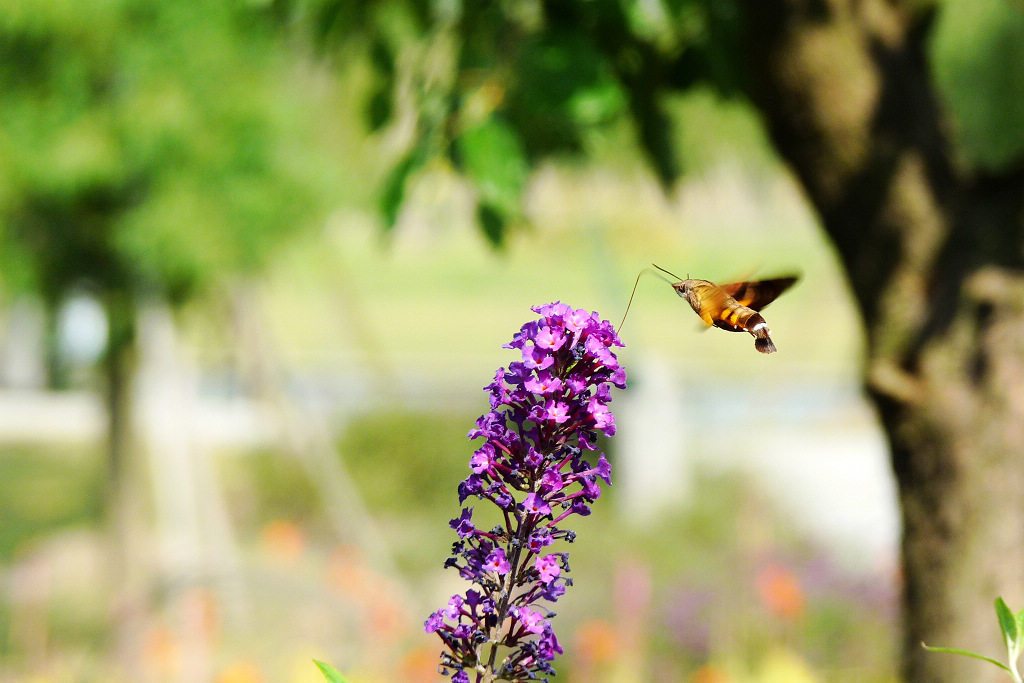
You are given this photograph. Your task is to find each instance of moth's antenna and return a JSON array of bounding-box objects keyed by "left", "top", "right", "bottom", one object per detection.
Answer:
[
  {"left": 651, "top": 263, "right": 685, "bottom": 282},
  {"left": 618, "top": 267, "right": 655, "bottom": 334}
]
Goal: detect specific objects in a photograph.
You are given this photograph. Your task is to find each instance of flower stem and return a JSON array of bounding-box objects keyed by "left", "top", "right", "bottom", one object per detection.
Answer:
[{"left": 485, "top": 513, "right": 531, "bottom": 674}]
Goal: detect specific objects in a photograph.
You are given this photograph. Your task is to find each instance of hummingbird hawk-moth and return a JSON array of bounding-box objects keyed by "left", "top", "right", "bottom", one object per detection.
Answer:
[
  {"left": 654, "top": 264, "right": 798, "bottom": 354},
  {"left": 618, "top": 264, "right": 798, "bottom": 354}
]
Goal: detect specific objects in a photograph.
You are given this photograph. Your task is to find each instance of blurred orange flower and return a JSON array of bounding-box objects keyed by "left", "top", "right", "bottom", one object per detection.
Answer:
[
  {"left": 574, "top": 619, "right": 619, "bottom": 664},
  {"left": 368, "top": 592, "right": 406, "bottom": 642},
  {"left": 142, "top": 625, "right": 179, "bottom": 675},
  {"left": 180, "top": 586, "right": 221, "bottom": 642},
  {"left": 399, "top": 645, "right": 438, "bottom": 683},
  {"left": 691, "top": 663, "right": 732, "bottom": 683},
  {"left": 756, "top": 563, "right": 805, "bottom": 621},
  {"left": 260, "top": 519, "right": 306, "bottom": 563},
  {"left": 326, "top": 545, "right": 368, "bottom": 596},
  {"left": 216, "top": 660, "right": 264, "bottom": 683}
]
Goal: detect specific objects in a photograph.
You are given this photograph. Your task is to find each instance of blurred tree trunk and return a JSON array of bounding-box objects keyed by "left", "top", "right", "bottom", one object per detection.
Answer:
[
  {"left": 42, "top": 297, "right": 70, "bottom": 391},
  {"left": 103, "top": 295, "right": 150, "bottom": 673},
  {"left": 738, "top": 1, "right": 1024, "bottom": 681}
]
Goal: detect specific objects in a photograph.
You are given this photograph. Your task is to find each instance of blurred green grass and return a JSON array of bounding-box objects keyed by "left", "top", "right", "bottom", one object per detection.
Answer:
[{"left": 0, "top": 446, "right": 103, "bottom": 563}]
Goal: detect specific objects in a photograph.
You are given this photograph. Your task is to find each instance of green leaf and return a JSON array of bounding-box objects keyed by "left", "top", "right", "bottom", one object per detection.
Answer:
[
  {"left": 922, "top": 644, "right": 1014, "bottom": 674},
  {"left": 365, "top": 37, "right": 395, "bottom": 131},
  {"left": 476, "top": 201, "right": 506, "bottom": 248},
  {"left": 312, "top": 659, "right": 350, "bottom": 683},
  {"left": 365, "top": 86, "right": 393, "bottom": 131},
  {"left": 455, "top": 116, "right": 528, "bottom": 216},
  {"left": 369, "top": 37, "right": 395, "bottom": 75},
  {"left": 997, "top": 597, "right": 1019, "bottom": 646},
  {"left": 379, "top": 146, "right": 424, "bottom": 231},
  {"left": 508, "top": 30, "right": 625, "bottom": 155},
  {"left": 1013, "top": 603, "right": 1024, "bottom": 674}
]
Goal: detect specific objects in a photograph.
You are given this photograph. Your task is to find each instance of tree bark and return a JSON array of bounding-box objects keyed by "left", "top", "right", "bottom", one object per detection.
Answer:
[
  {"left": 103, "top": 294, "right": 151, "bottom": 674},
  {"left": 738, "top": 1, "right": 1024, "bottom": 681}
]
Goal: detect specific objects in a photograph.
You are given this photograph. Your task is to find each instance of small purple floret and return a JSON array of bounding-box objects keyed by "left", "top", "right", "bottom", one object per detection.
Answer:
[
  {"left": 543, "top": 400, "right": 571, "bottom": 424},
  {"left": 483, "top": 548, "right": 511, "bottom": 574},
  {"left": 535, "top": 554, "right": 561, "bottom": 583},
  {"left": 516, "top": 606, "right": 547, "bottom": 635},
  {"left": 424, "top": 610, "right": 444, "bottom": 633},
  {"left": 522, "top": 492, "right": 552, "bottom": 516}
]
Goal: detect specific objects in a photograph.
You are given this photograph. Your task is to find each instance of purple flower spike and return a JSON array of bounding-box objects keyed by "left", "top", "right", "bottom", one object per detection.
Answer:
[{"left": 427, "top": 303, "right": 625, "bottom": 682}]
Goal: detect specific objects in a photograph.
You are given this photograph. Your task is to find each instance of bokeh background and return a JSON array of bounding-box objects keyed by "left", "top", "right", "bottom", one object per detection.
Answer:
[{"left": 2, "top": 0, "right": 1021, "bottom": 681}]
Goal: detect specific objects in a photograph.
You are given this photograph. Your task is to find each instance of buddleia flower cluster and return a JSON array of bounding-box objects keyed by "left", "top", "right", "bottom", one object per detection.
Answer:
[{"left": 424, "top": 302, "right": 626, "bottom": 682}]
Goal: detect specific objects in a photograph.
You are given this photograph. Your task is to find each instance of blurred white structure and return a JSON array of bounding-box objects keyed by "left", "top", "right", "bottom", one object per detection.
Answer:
[
  {"left": 0, "top": 298, "right": 46, "bottom": 389},
  {"left": 616, "top": 358, "right": 899, "bottom": 570},
  {"left": 615, "top": 356, "right": 691, "bottom": 521}
]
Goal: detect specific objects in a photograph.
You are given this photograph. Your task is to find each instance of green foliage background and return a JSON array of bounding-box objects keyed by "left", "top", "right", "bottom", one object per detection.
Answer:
[{"left": 0, "top": 0, "right": 338, "bottom": 304}]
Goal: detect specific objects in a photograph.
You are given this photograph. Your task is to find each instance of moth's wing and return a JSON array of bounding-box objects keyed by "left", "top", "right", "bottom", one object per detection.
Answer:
[
  {"left": 720, "top": 276, "right": 798, "bottom": 311},
  {"left": 696, "top": 308, "right": 717, "bottom": 327}
]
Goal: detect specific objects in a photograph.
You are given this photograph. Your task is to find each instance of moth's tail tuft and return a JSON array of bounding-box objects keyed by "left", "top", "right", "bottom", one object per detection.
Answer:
[{"left": 749, "top": 318, "right": 777, "bottom": 354}]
